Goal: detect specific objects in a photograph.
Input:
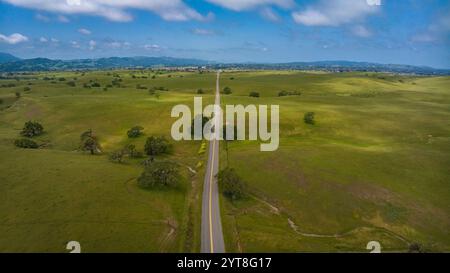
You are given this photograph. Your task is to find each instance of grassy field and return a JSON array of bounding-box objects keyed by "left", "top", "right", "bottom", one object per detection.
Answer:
[
  {"left": 218, "top": 71, "right": 450, "bottom": 252},
  {"left": 0, "top": 70, "right": 449, "bottom": 252}
]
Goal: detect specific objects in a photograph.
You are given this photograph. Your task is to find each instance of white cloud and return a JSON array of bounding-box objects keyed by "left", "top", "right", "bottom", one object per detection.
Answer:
[
  {"left": 71, "top": 41, "right": 80, "bottom": 48},
  {"left": 144, "top": 44, "right": 162, "bottom": 51},
  {"left": 35, "top": 13, "right": 50, "bottom": 22},
  {"left": 352, "top": 25, "right": 372, "bottom": 38},
  {"left": 89, "top": 40, "right": 96, "bottom": 50},
  {"left": 292, "top": 0, "right": 379, "bottom": 26},
  {"left": 191, "top": 28, "right": 216, "bottom": 36},
  {"left": 39, "top": 36, "right": 48, "bottom": 42},
  {"left": 3, "top": 0, "right": 210, "bottom": 22},
  {"left": 57, "top": 15, "right": 70, "bottom": 23},
  {"left": 0, "top": 33, "right": 29, "bottom": 44},
  {"left": 51, "top": 37, "right": 59, "bottom": 43},
  {"left": 78, "top": 28, "right": 91, "bottom": 35},
  {"left": 205, "top": 0, "right": 294, "bottom": 11},
  {"left": 260, "top": 7, "right": 280, "bottom": 22}
]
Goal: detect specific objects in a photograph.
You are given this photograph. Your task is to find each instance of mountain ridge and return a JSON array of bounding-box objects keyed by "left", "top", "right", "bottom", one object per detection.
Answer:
[{"left": 0, "top": 53, "right": 448, "bottom": 75}]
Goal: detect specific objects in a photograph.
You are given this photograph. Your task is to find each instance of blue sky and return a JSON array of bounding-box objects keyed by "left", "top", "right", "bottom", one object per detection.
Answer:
[{"left": 0, "top": 0, "right": 449, "bottom": 68}]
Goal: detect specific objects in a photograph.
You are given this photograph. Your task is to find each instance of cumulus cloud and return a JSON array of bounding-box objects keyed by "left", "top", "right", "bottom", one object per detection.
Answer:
[
  {"left": 2, "top": 0, "right": 210, "bottom": 22},
  {"left": 352, "top": 25, "right": 372, "bottom": 38},
  {"left": 191, "top": 28, "right": 217, "bottom": 36},
  {"left": 39, "top": 37, "right": 48, "bottom": 42},
  {"left": 205, "top": 0, "right": 294, "bottom": 11},
  {"left": 292, "top": 0, "right": 379, "bottom": 26},
  {"left": 259, "top": 7, "right": 280, "bottom": 22},
  {"left": 0, "top": 33, "right": 29, "bottom": 44},
  {"left": 78, "top": 28, "right": 91, "bottom": 35}
]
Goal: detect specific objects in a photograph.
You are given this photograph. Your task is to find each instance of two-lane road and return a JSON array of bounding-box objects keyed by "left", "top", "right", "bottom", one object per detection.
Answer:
[{"left": 201, "top": 71, "right": 225, "bottom": 253}]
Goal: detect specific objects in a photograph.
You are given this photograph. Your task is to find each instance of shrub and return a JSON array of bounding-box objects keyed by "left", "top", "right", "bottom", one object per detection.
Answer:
[
  {"left": 127, "top": 126, "right": 144, "bottom": 138},
  {"left": 249, "top": 91, "right": 260, "bottom": 97},
  {"left": 197, "top": 88, "right": 204, "bottom": 94},
  {"left": 222, "top": 86, "right": 232, "bottom": 94},
  {"left": 67, "top": 81, "right": 76, "bottom": 87},
  {"left": 138, "top": 161, "right": 180, "bottom": 189},
  {"left": 91, "top": 82, "right": 101, "bottom": 88},
  {"left": 20, "top": 121, "right": 44, "bottom": 137},
  {"left": 14, "top": 138, "right": 38, "bottom": 149},
  {"left": 58, "top": 77, "right": 66, "bottom": 81},
  {"left": 218, "top": 168, "right": 245, "bottom": 200},
  {"left": 144, "top": 136, "right": 171, "bottom": 156},
  {"left": 109, "top": 150, "right": 125, "bottom": 163},
  {"left": 304, "top": 112, "right": 315, "bottom": 125},
  {"left": 15, "top": 92, "right": 21, "bottom": 98},
  {"left": 23, "top": 86, "right": 31, "bottom": 92}
]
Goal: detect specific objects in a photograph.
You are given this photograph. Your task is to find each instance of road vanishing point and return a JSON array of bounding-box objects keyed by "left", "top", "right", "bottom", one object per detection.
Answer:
[{"left": 201, "top": 71, "right": 225, "bottom": 253}]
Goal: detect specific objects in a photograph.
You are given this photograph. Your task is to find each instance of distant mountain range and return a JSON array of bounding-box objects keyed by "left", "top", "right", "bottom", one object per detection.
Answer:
[
  {"left": 0, "top": 52, "right": 21, "bottom": 64},
  {"left": 0, "top": 53, "right": 449, "bottom": 75}
]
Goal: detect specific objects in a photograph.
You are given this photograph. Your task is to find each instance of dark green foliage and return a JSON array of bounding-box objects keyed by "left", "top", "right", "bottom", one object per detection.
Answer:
[
  {"left": 249, "top": 91, "right": 260, "bottom": 97},
  {"left": 278, "top": 90, "right": 301, "bottom": 97},
  {"left": 80, "top": 129, "right": 101, "bottom": 155},
  {"left": 218, "top": 168, "right": 245, "bottom": 200},
  {"left": 127, "top": 126, "right": 144, "bottom": 138},
  {"left": 14, "top": 138, "right": 39, "bottom": 149},
  {"left": 197, "top": 88, "right": 204, "bottom": 94},
  {"left": 144, "top": 136, "right": 171, "bottom": 156},
  {"left": 125, "top": 144, "right": 144, "bottom": 158},
  {"left": 109, "top": 150, "right": 125, "bottom": 163},
  {"left": 408, "top": 243, "right": 425, "bottom": 253},
  {"left": 15, "top": 92, "right": 21, "bottom": 98},
  {"left": 91, "top": 82, "right": 101, "bottom": 88},
  {"left": 20, "top": 121, "right": 44, "bottom": 137},
  {"left": 23, "top": 86, "right": 31, "bottom": 92},
  {"left": 58, "top": 77, "right": 66, "bottom": 81},
  {"left": 304, "top": 112, "right": 315, "bottom": 125},
  {"left": 222, "top": 86, "right": 232, "bottom": 94},
  {"left": 138, "top": 161, "right": 181, "bottom": 188},
  {"left": 67, "top": 81, "right": 76, "bottom": 87}
]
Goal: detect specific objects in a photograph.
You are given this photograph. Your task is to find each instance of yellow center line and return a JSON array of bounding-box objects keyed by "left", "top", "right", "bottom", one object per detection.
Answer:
[{"left": 209, "top": 138, "right": 216, "bottom": 253}]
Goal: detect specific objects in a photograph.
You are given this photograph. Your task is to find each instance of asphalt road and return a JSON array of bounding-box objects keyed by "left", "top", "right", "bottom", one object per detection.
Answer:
[{"left": 200, "top": 71, "right": 225, "bottom": 253}]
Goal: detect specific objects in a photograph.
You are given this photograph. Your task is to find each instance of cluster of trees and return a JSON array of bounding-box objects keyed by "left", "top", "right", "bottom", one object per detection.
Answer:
[
  {"left": 138, "top": 161, "right": 180, "bottom": 188},
  {"left": 109, "top": 144, "right": 143, "bottom": 163},
  {"left": 249, "top": 91, "right": 260, "bottom": 98},
  {"left": 278, "top": 90, "right": 301, "bottom": 97},
  {"left": 0, "top": 83, "right": 16, "bottom": 88},
  {"left": 218, "top": 168, "right": 245, "bottom": 200},
  {"left": 14, "top": 121, "right": 44, "bottom": 149}
]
